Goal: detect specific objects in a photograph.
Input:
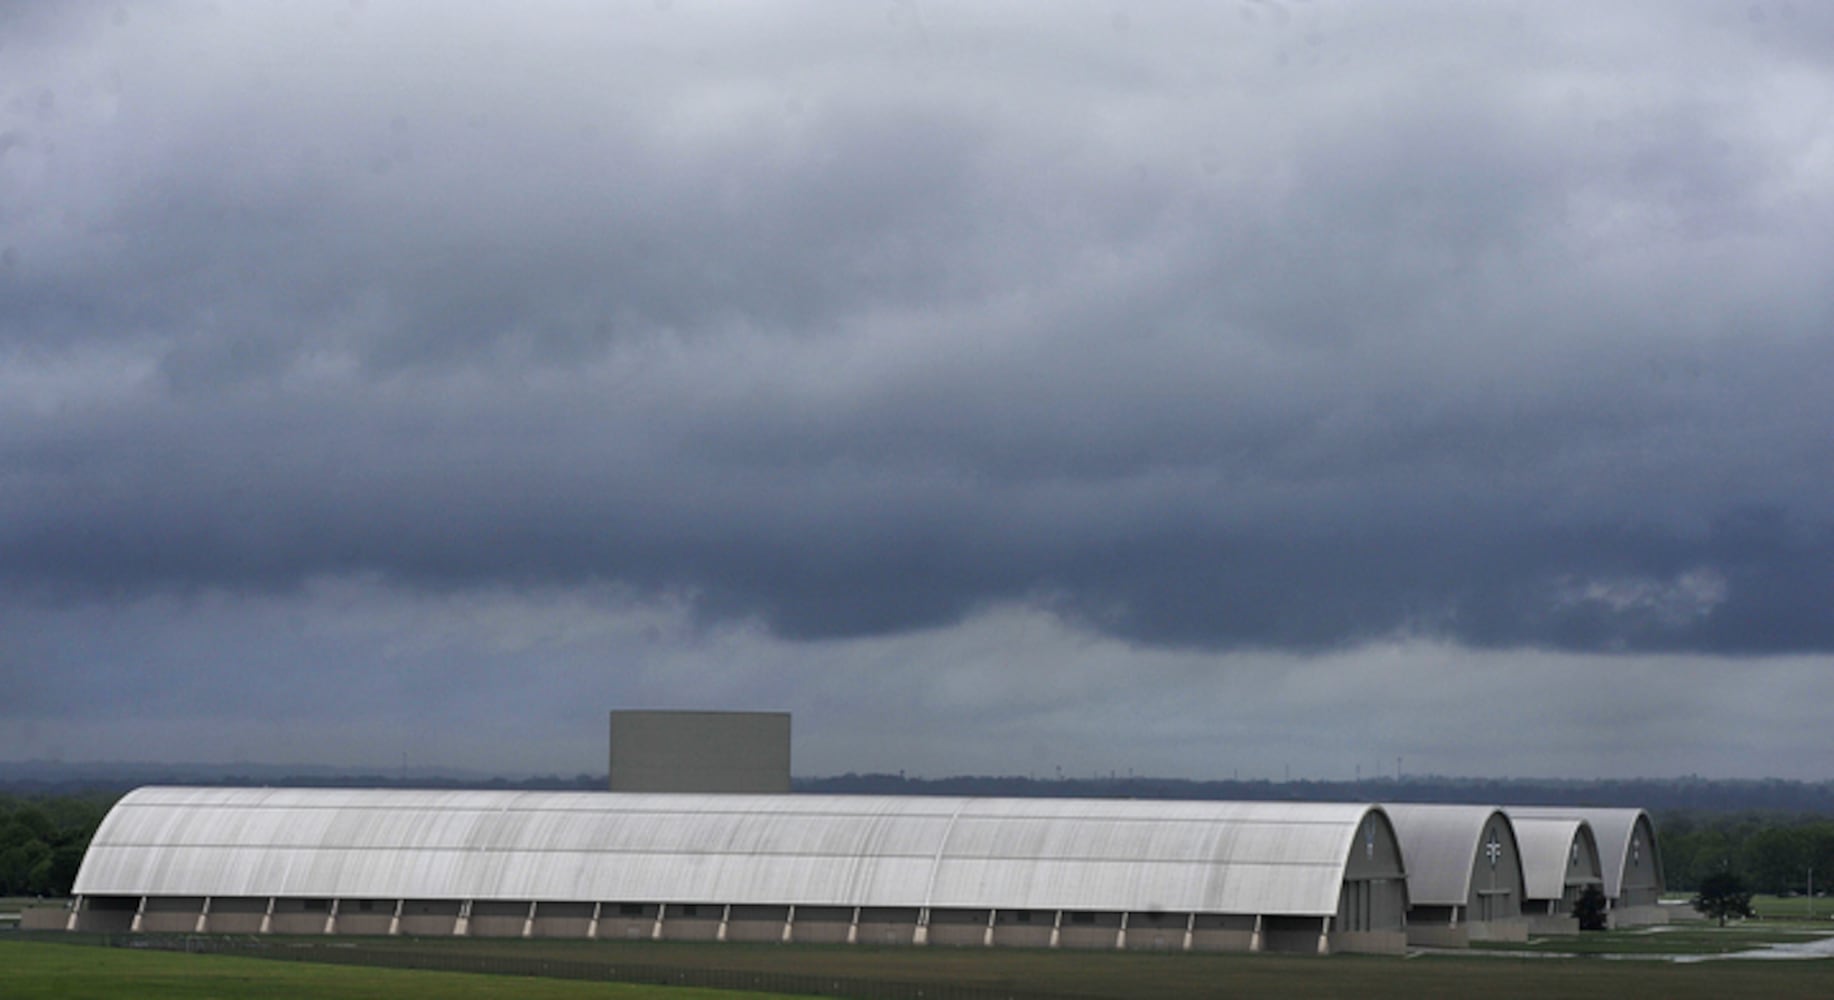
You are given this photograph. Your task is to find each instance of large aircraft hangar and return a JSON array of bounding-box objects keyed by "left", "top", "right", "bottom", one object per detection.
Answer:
[
  {"left": 1383, "top": 804, "right": 1528, "bottom": 946},
  {"left": 67, "top": 786, "right": 1408, "bottom": 954},
  {"left": 1507, "top": 807, "right": 1665, "bottom": 927},
  {"left": 1505, "top": 813, "right": 1603, "bottom": 934}
]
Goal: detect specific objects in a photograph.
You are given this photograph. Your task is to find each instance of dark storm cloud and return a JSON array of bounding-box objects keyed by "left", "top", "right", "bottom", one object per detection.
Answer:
[{"left": 5, "top": 1, "right": 1834, "bottom": 655}]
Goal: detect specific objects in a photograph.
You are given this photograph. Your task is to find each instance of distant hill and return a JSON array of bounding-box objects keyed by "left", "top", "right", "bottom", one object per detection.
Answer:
[{"left": 4, "top": 760, "right": 1831, "bottom": 813}]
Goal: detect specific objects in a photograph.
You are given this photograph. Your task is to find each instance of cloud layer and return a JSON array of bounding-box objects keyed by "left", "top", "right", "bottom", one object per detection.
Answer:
[{"left": 4, "top": 2, "right": 1833, "bottom": 775}]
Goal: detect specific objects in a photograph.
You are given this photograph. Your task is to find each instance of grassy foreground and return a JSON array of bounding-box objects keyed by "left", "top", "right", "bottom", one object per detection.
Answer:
[
  {"left": 1752, "top": 893, "right": 1833, "bottom": 920},
  {"left": 1471, "top": 923, "right": 1829, "bottom": 956},
  {"left": 0, "top": 940, "right": 803, "bottom": 1000},
  {"left": 5, "top": 932, "right": 1832, "bottom": 1000},
  {"left": 80, "top": 934, "right": 1834, "bottom": 1000}
]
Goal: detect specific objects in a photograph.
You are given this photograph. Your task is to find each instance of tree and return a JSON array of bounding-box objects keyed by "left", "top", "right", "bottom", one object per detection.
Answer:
[
  {"left": 1572, "top": 883, "right": 1609, "bottom": 931},
  {"left": 1742, "top": 825, "right": 1811, "bottom": 894},
  {"left": 1692, "top": 871, "right": 1754, "bottom": 927}
]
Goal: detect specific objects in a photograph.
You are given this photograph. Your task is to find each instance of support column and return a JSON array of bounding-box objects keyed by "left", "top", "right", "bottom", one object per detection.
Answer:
[
  {"left": 1115, "top": 911, "right": 1129, "bottom": 950},
  {"left": 388, "top": 899, "right": 403, "bottom": 936},
  {"left": 323, "top": 898, "right": 340, "bottom": 936},
  {"left": 913, "top": 906, "right": 930, "bottom": 946},
  {"left": 521, "top": 900, "right": 537, "bottom": 939},
  {"left": 195, "top": 896, "right": 213, "bottom": 934},
  {"left": 781, "top": 904, "right": 796, "bottom": 943},
  {"left": 586, "top": 902, "right": 602, "bottom": 941},
  {"left": 259, "top": 897, "right": 275, "bottom": 935},
  {"left": 846, "top": 906, "right": 859, "bottom": 945},
  {"left": 64, "top": 895, "right": 83, "bottom": 933},
  {"left": 454, "top": 900, "right": 472, "bottom": 937},
  {"left": 1182, "top": 912, "right": 1195, "bottom": 952},
  {"left": 1249, "top": 914, "right": 1263, "bottom": 952},
  {"left": 983, "top": 909, "right": 997, "bottom": 948},
  {"left": 1316, "top": 915, "right": 1331, "bottom": 955},
  {"left": 651, "top": 903, "right": 667, "bottom": 941},
  {"left": 130, "top": 896, "right": 147, "bottom": 934},
  {"left": 1048, "top": 910, "right": 1062, "bottom": 950},
  {"left": 718, "top": 904, "right": 731, "bottom": 943}
]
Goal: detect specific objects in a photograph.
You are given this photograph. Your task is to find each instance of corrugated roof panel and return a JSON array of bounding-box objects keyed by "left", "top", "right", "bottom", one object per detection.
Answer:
[
  {"left": 74, "top": 788, "right": 1380, "bottom": 917},
  {"left": 1385, "top": 804, "right": 1512, "bottom": 907},
  {"left": 1506, "top": 815, "right": 1599, "bottom": 900}
]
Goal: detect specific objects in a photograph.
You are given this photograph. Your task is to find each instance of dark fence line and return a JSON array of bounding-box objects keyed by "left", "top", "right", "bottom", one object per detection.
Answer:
[{"left": 3, "top": 931, "right": 1094, "bottom": 1000}]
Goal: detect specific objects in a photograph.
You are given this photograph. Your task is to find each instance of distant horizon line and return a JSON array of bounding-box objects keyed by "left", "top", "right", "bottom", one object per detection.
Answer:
[{"left": 1, "top": 758, "right": 1826, "bottom": 787}]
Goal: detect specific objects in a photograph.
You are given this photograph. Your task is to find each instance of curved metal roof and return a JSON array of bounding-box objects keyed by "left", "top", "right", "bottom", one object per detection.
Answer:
[
  {"left": 1505, "top": 814, "right": 1600, "bottom": 900},
  {"left": 1506, "top": 807, "right": 1662, "bottom": 901},
  {"left": 75, "top": 788, "right": 1393, "bottom": 917},
  {"left": 1383, "top": 804, "right": 1518, "bottom": 908}
]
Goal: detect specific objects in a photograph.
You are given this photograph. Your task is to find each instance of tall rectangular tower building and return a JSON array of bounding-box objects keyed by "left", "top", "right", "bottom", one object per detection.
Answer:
[{"left": 609, "top": 710, "right": 792, "bottom": 793}]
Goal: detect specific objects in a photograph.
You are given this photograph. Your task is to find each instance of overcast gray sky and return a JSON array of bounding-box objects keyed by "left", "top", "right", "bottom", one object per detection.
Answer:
[{"left": 4, "top": 1, "right": 1831, "bottom": 781}]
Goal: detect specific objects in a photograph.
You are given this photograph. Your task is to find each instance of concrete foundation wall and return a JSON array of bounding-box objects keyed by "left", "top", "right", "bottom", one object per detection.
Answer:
[
  {"left": 335, "top": 913, "right": 394, "bottom": 936},
  {"left": 203, "top": 897, "right": 269, "bottom": 934},
  {"left": 268, "top": 914, "right": 330, "bottom": 934},
  {"left": 1124, "top": 926, "right": 1184, "bottom": 951},
  {"left": 1056, "top": 912, "right": 1123, "bottom": 950},
  {"left": 1469, "top": 918, "right": 1529, "bottom": 942},
  {"left": 925, "top": 908, "right": 993, "bottom": 947},
  {"left": 1608, "top": 903, "right": 1669, "bottom": 928},
  {"left": 602, "top": 918, "right": 654, "bottom": 940},
  {"left": 332, "top": 899, "right": 396, "bottom": 936},
  {"left": 791, "top": 919, "right": 852, "bottom": 944},
  {"left": 139, "top": 896, "right": 206, "bottom": 934},
  {"left": 1189, "top": 929, "right": 1255, "bottom": 952},
  {"left": 73, "top": 897, "right": 137, "bottom": 933},
  {"left": 857, "top": 907, "right": 920, "bottom": 946},
  {"left": 397, "top": 900, "right": 461, "bottom": 936},
  {"left": 595, "top": 902, "right": 661, "bottom": 941},
  {"left": 659, "top": 914, "right": 722, "bottom": 942},
  {"left": 1262, "top": 916, "right": 1326, "bottom": 953},
  {"left": 723, "top": 904, "right": 789, "bottom": 943},
  {"left": 1406, "top": 923, "right": 1469, "bottom": 948},
  {"left": 21, "top": 908, "right": 70, "bottom": 931},
  {"left": 533, "top": 916, "right": 593, "bottom": 938},
  {"left": 397, "top": 915, "right": 459, "bottom": 935},
  {"left": 1406, "top": 917, "right": 1527, "bottom": 947},
  {"left": 531, "top": 902, "right": 596, "bottom": 939},
  {"left": 990, "top": 922, "right": 1054, "bottom": 948},
  {"left": 207, "top": 912, "right": 266, "bottom": 933},
  {"left": 468, "top": 901, "right": 533, "bottom": 938},
  {"left": 55, "top": 893, "right": 1405, "bottom": 955},
  {"left": 1526, "top": 913, "right": 1579, "bottom": 935},
  {"left": 1330, "top": 930, "right": 1407, "bottom": 955},
  {"left": 75, "top": 911, "right": 136, "bottom": 933}
]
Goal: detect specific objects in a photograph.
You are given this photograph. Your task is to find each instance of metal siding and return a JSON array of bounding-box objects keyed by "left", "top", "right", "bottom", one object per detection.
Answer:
[{"left": 74, "top": 788, "right": 1377, "bottom": 917}]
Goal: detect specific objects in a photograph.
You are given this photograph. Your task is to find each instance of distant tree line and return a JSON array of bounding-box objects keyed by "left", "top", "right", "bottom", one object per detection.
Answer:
[
  {"left": 795, "top": 773, "right": 1834, "bottom": 815},
  {"left": 0, "top": 793, "right": 115, "bottom": 898},
  {"left": 8, "top": 764, "right": 1834, "bottom": 815},
  {"left": 1659, "top": 812, "right": 1834, "bottom": 895}
]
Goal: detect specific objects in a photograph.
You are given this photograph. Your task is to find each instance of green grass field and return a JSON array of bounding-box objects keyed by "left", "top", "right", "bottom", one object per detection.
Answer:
[
  {"left": 5, "top": 928, "right": 1832, "bottom": 1000},
  {"left": 1470, "top": 924, "right": 1828, "bottom": 956},
  {"left": 0, "top": 940, "right": 804, "bottom": 1000},
  {"left": 1751, "top": 893, "right": 1833, "bottom": 921},
  {"left": 23, "top": 934, "right": 1827, "bottom": 1000}
]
